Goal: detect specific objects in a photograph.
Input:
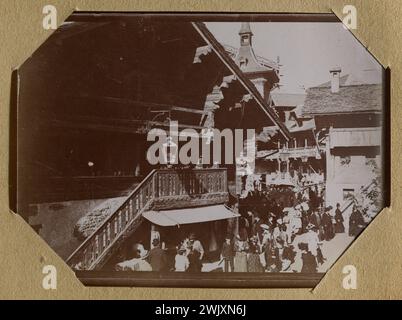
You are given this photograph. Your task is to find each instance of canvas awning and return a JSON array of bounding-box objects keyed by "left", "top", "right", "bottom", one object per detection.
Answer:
[{"left": 142, "top": 205, "right": 239, "bottom": 227}]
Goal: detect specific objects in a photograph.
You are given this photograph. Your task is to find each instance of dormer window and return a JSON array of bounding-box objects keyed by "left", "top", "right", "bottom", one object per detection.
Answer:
[
  {"left": 241, "top": 35, "right": 250, "bottom": 45},
  {"left": 239, "top": 57, "right": 248, "bottom": 69}
]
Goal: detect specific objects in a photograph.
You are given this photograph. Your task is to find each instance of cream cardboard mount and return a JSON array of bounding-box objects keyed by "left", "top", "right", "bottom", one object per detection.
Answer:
[{"left": 5, "top": 7, "right": 392, "bottom": 292}]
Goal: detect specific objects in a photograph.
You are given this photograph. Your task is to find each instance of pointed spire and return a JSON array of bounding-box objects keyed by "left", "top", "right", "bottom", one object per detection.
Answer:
[
  {"left": 239, "top": 22, "right": 253, "bottom": 47},
  {"left": 239, "top": 22, "right": 253, "bottom": 36}
]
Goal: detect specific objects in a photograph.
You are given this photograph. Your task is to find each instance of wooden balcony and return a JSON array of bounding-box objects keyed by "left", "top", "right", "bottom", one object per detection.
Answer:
[
  {"left": 66, "top": 168, "right": 228, "bottom": 270},
  {"left": 257, "top": 146, "right": 321, "bottom": 160}
]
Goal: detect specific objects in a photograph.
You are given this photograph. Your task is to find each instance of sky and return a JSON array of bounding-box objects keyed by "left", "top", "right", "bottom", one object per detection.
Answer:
[{"left": 206, "top": 22, "right": 383, "bottom": 93}]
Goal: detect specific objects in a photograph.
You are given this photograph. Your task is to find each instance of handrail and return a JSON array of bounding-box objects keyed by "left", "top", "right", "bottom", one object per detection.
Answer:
[
  {"left": 66, "top": 168, "right": 228, "bottom": 270},
  {"left": 66, "top": 169, "right": 157, "bottom": 269},
  {"left": 340, "top": 181, "right": 376, "bottom": 214}
]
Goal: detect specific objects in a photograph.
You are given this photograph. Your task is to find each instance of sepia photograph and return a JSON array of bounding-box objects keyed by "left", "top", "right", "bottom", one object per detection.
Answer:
[{"left": 10, "top": 12, "right": 387, "bottom": 287}]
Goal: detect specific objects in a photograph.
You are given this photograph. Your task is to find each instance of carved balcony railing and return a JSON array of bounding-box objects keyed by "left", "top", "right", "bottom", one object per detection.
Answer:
[
  {"left": 152, "top": 168, "right": 228, "bottom": 210},
  {"left": 257, "top": 146, "right": 322, "bottom": 161},
  {"left": 66, "top": 168, "right": 228, "bottom": 270}
]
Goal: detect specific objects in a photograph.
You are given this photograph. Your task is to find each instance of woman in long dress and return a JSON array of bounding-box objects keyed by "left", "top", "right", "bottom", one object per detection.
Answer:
[
  {"left": 334, "top": 203, "right": 345, "bottom": 233},
  {"left": 321, "top": 208, "right": 335, "bottom": 241},
  {"left": 234, "top": 235, "right": 249, "bottom": 272},
  {"left": 349, "top": 205, "right": 365, "bottom": 237},
  {"left": 247, "top": 237, "right": 264, "bottom": 272}
]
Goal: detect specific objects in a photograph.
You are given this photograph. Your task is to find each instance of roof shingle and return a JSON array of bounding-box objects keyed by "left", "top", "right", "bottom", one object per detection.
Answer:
[{"left": 302, "top": 83, "right": 383, "bottom": 115}]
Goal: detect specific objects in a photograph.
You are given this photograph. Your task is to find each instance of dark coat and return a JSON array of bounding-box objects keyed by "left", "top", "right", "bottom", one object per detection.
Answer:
[
  {"left": 301, "top": 251, "right": 317, "bottom": 273},
  {"left": 349, "top": 209, "right": 365, "bottom": 237},
  {"left": 322, "top": 212, "right": 335, "bottom": 241},
  {"left": 334, "top": 209, "right": 345, "bottom": 233},
  {"left": 221, "top": 242, "right": 235, "bottom": 259},
  {"left": 147, "top": 247, "right": 168, "bottom": 272}
]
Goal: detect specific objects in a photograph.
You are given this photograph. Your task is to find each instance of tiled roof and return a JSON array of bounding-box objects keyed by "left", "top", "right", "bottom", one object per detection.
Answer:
[
  {"left": 317, "top": 70, "right": 382, "bottom": 87},
  {"left": 316, "top": 74, "right": 350, "bottom": 88},
  {"left": 302, "top": 83, "right": 383, "bottom": 115}
]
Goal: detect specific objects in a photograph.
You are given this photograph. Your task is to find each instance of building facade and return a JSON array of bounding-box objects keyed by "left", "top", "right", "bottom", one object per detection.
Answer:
[{"left": 303, "top": 68, "right": 384, "bottom": 215}]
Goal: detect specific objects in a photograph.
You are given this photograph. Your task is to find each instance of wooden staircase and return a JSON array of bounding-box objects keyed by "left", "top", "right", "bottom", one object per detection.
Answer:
[{"left": 66, "top": 168, "right": 228, "bottom": 270}]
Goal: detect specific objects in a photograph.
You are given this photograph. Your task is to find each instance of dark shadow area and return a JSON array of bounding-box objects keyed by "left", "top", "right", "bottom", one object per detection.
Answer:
[{"left": 9, "top": 69, "right": 18, "bottom": 213}]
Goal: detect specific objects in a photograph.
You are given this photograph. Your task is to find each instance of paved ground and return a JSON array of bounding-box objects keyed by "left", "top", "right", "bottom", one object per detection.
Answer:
[
  {"left": 318, "top": 232, "right": 354, "bottom": 272},
  {"left": 202, "top": 230, "right": 355, "bottom": 273}
]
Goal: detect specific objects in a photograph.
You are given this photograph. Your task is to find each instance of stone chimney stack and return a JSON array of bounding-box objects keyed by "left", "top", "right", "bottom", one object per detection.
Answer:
[{"left": 329, "top": 67, "right": 341, "bottom": 93}]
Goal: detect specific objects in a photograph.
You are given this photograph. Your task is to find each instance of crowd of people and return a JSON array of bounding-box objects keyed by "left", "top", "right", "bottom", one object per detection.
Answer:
[
  {"left": 115, "top": 233, "right": 206, "bottom": 273},
  {"left": 219, "top": 185, "right": 352, "bottom": 273},
  {"left": 114, "top": 183, "right": 369, "bottom": 273}
]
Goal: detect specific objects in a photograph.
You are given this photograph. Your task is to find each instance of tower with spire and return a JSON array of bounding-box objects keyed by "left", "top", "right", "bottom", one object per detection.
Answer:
[
  {"left": 239, "top": 22, "right": 253, "bottom": 46},
  {"left": 235, "top": 22, "right": 280, "bottom": 100}
]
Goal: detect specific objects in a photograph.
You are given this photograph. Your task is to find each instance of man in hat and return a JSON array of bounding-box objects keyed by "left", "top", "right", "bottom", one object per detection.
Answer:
[
  {"left": 305, "top": 223, "right": 325, "bottom": 265},
  {"left": 174, "top": 247, "right": 189, "bottom": 272},
  {"left": 220, "top": 235, "right": 235, "bottom": 272},
  {"left": 186, "top": 233, "right": 204, "bottom": 272},
  {"left": 322, "top": 206, "right": 335, "bottom": 241},
  {"left": 298, "top": 242, "right": 317, "bottom": 273},
  {"left": 147, "top": 238, "right": 168, "bottom": 272}
]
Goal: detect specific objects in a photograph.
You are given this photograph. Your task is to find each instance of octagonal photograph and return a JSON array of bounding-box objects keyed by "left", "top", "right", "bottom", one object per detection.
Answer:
[{"left": 10, "top": 12, "right": 388, "bottom": 287}]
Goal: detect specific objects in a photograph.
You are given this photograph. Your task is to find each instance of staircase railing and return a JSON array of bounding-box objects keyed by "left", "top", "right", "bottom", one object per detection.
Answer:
[
  {"left": 66, "top": 168, "right": 228, "bottom": 270},
  {"left": 66, "top": 169, "right": 157, "bottom": 270}
]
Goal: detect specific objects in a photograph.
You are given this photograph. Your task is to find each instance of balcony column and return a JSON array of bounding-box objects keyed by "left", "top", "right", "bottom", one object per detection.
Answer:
[{"left": 150, "top": 224, "right": 160, "bottom": 249}]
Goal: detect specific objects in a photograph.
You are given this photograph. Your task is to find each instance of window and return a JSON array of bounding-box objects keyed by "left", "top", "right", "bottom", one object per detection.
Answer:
[
  {"left": 340, "top": 155, "right": 351, "bottom": 166},
  {"left": 343, "top": 188, "right": 354, "bottom": 201},
  {"left": 239, "top": 57, "right": 248, "bottom": 69},
  {"left": 241, "top": 35, "right": 249, "bottom": 45}
]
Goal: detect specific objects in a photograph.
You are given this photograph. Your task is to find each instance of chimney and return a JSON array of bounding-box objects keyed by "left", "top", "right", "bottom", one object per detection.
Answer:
[{"left": 329, "top": 67, "right": 341, "bottom": 93}]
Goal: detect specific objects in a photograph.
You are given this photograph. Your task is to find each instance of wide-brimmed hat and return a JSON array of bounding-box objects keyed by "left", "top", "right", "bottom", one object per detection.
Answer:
[{"left": 260, "top": 224, "right": 270, "bottom": 230}]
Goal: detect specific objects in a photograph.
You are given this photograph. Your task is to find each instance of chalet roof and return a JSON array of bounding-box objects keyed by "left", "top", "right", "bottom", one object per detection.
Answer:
[
  {"left": 235, "top": 44, "right": 274, "bottom": 74},
  {"left": 271, "top": 92, "right": 306, "bottom": 107},
  {"left": 193, "top": 22, "right": 291, "bottom": 140},
  {"left": 224, "top": 44, "right": 280, "bottom": 71},
  {"left": 302, "top": 83, "right": 383, "bottom": 115},
  {"left": 24, "top": 16, "right": 289, "bottom": 139}
]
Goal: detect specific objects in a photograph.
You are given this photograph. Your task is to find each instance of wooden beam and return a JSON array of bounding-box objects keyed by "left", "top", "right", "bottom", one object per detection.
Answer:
[
  {"left": 43, "top": 117, "right": 205, "bottom": 134},
  {"left": 192, "top": 22, "right": 291, "bottom": 141},
  {"left": 76, "top": 94, "right": 207, "bottom": 114}
]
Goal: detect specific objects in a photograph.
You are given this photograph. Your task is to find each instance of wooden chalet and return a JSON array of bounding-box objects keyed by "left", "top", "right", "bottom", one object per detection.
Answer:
[
  {"left": 302, "top": 68, "right": 384, "bottom": 214},
  {"left": 13, "top": 14, "right": 290, "bottom": 270}
]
